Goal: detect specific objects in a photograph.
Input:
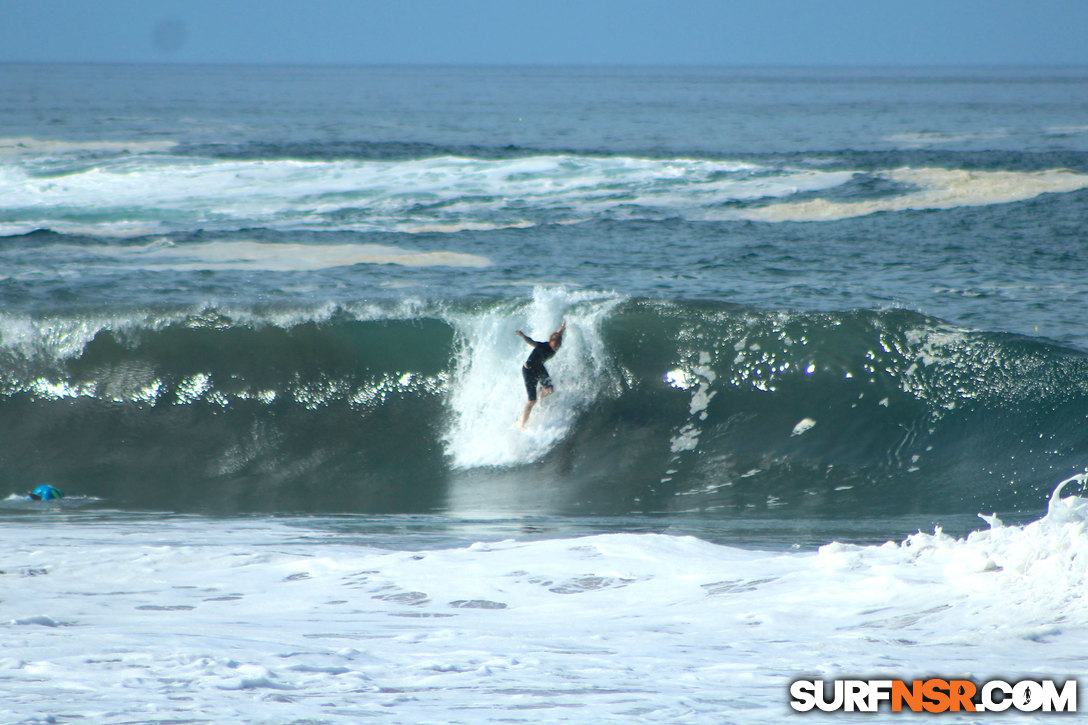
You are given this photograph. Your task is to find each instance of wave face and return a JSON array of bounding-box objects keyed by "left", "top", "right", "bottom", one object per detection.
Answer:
[{"left": 3, "top": 291, "right": 1086, "bottom": 516}]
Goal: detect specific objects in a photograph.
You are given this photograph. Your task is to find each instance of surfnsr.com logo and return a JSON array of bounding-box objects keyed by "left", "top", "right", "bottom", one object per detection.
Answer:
[{"left": 789, "top": 678, "right": 1078, "bottom": 713}]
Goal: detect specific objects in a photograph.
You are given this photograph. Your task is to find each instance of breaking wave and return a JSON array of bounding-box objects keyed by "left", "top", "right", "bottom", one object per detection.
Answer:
[{"left": 2, "top": 290, "right": 1086, "bottom": 516}]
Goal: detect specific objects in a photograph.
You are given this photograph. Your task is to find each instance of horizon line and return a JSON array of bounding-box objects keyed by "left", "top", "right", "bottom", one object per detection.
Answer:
[{"left": 3, "top": 60, "right": 1088, "bottom": 70}]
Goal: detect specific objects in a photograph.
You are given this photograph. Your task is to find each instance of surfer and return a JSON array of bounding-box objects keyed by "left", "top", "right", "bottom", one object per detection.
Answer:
[{"left": 516, "top": 320, "right": 566, "bottom": 429}]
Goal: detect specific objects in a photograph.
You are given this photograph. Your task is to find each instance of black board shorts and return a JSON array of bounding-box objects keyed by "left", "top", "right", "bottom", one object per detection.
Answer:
[{"left": 522, "top": 364, "right": 552, "bottom": 401}]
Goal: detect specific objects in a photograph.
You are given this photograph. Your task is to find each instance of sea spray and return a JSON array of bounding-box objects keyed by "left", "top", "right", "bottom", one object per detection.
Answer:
[
  {"left": 441, "top": 287, "right": 623, "bottom": 468},
  {"left": 812, "top": 473, "right": 1088, "bottom": 645}
]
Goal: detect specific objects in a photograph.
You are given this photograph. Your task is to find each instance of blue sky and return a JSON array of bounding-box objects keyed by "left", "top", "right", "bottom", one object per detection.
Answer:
[{"left": 2, "top": 0, "right": 1087, "bottom": 66}]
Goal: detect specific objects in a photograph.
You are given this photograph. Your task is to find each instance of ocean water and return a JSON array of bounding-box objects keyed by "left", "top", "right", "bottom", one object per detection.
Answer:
[{"left": 1, "top": 64, "right": 1087, "bottom": 723}]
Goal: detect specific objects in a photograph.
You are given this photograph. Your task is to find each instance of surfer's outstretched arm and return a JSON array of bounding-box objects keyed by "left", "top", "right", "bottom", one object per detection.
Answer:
[{"left": 516, "top": 321, "right": 565, "bottom": 346}]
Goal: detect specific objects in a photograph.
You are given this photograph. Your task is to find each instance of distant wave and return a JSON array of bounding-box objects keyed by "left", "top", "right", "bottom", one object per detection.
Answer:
[
  {"left": 3, "top": 144, "right": 1087, "bottom": 237},
  {"left": 2, "top": 292, "right": 1085, "bottom": 516}
]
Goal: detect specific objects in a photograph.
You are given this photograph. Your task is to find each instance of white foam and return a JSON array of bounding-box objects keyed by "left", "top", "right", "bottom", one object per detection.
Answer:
[
  {"left": 740, "top": 167, "right": 1088, "bottom": 222},
  {"left": 668, "top": 352, "right": 718, "bottom": 455},
  {"left": 0, "top": 493, "right": 103, "bottom": 510},
  {"left": 402, "top": 220, "right": 535, "bottom": 234},
  {"left": 441, "top": 287, "right": 622, "bottom": 469},
  {"left": 0, "top": 136, "right": 177, "bottom": 162},
  {"left": 98, "top": 240, "right": 489, "bottom": 271},
  {"left": 0, "top": 153, "right": 849, "bottom": 234},
  {"left": 6, "top": 151, "right": 1087, "bottom": 235},
  {"left": 884, "top": 130, "right": 1010, "bottom": 148},
  {"left": 1, "top": 477, "right": 1085, "bottom": 722},
  {"left": 813, "top": 474, "right": 1088, "bottom": 645},
  {"left": 791, "top": 417, "right": 817, "bottom": 436},
  {"left": 1046, "top": 125, "right": 1088, "bottom": 137}
]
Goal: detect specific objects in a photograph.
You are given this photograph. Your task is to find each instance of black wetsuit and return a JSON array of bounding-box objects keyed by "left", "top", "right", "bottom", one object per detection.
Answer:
[{"left": 522, "top": 341, "right": 556, "bottom": 401}]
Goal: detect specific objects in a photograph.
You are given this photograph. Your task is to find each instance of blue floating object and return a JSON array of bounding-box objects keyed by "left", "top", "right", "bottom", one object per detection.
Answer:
[{"left": 28, "top": 484, "right": 64, "bottom": 501}]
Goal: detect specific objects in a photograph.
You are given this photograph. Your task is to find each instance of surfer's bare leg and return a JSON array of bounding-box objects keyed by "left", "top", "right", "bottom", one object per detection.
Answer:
[
  {"left": 520, "top": 386, "right": 553, "bottom": 429},
  {"left": 520, "top": 399, "right": 535, "bottom": 429}
]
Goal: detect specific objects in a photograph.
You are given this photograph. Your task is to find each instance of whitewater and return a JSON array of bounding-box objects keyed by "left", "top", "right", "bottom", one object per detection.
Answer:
[
  {"left": 2, "top": 64, "right": 1087, "bottom": 722},
  {"left": 4, "top": 478, "right": 1087, "bottom": 723}
]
